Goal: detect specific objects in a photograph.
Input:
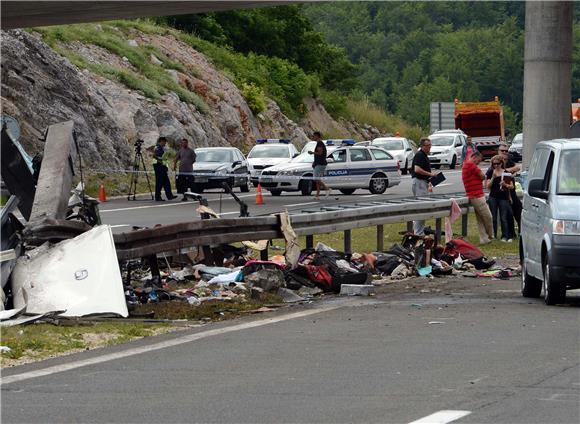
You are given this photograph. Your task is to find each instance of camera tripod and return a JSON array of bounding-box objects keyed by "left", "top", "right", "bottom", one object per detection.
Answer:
[{"left": 127, "top": 141, "right": 154, "bottom": 201}]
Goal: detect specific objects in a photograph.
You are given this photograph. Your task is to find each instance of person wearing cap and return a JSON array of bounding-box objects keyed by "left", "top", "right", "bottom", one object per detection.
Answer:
[{"left": 410, "top": 137, "right": 436, "bottom": 235}]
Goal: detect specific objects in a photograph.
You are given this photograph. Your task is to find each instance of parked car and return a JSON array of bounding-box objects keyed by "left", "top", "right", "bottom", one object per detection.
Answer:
[
  {"left": 191, "top": 147, "right": 249, "bottom": 192},
  {"left": 371, "top": 136, "right": 415, "bottom": 174},
  {"left": 520, "top": 138, "right": 580, "bottom": 305},
  {"left": 247, "top": 139, "right": 299, "bottom": 186},
  {"left": 427, "top": 131, "right": 467, "bottom": 169},
  {"left": 509, "top": 133, "right": 523, "bottom": 162},
  {"left": 260, "top": 143, "right": 401, "bottom": 195}
]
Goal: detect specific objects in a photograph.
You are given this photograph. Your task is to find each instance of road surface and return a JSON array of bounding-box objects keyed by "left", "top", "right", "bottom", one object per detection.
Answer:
[
  {"left": 100, "top": 169, "right": 467, "bottom": 231},
  {"left": 2, "top": 276, "right": 579, "bottom": 423}
]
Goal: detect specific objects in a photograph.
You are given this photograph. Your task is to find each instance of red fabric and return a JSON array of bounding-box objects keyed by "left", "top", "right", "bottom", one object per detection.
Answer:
[
  {"left": 465, "top": 146, "right": 474, "bottom": 161},
  {"left": 462, "top": 160, "right": 484, "bottom": 199},
  {"left": 444, "top": 239, "right": 484, "bottom": 260}
]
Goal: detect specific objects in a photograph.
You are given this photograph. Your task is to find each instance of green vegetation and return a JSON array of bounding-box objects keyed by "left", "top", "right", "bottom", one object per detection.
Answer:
[
  {"left": 33, "top": 23, "right": 209, "bottom": 112},
  {"left": 0, "top": 322, "right": 171, "bottom": 363}
]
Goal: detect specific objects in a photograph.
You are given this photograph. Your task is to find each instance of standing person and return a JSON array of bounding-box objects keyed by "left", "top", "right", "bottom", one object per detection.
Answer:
[
  {"left": 498, "top": 143, "right": 522, "bottom": 236},
  {"left": 462, "top": 136, "right": 477, "bottom": 163},
  {"left": 461, "top": 151, "right": 494, "bottom": 244},
  {"left": 310, "top": 131, "right": 330, "bottom": 199},
  {"left": 153, "top": 137, "right": 176, "bottom": 202},
  {"left": 411, "top": 137, "right": 436, "bottom": 235},
  {"left": 173, "top": 138, "right": 196, "bottom": 201},
  {"left": 486, "top": 155, "right": 514, "bottom": 242}
]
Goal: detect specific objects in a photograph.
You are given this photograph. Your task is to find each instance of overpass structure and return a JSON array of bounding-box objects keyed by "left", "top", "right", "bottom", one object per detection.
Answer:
[{"left": 0, "top": 1, "right": 575, "bottom": 168}]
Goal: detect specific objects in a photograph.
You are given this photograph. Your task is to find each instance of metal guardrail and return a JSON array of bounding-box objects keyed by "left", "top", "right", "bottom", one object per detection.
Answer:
[{"left": 113, "top": 193, "right": 471, "bottom": 260}]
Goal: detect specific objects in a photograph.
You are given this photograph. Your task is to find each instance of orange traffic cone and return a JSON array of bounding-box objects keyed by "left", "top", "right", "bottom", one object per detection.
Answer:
[
  {"left": 255, "top": 183, "right": 264, "bottom": 205},
  {"left": 99, "top": 184, "right": 107, "bottom": 202}
]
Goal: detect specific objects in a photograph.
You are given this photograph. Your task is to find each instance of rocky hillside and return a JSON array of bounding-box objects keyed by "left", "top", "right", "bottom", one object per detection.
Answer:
[{"left": 1, "top": 24, "right": 382, "bottom": 170}]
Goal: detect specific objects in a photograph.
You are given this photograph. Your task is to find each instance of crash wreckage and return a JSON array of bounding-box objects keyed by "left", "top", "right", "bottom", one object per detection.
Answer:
[{"left": 1, "top": 118, "right": 508, "bottom": 326}]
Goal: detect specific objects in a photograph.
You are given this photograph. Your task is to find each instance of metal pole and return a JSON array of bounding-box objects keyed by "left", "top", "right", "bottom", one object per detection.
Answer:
[
  {"left": 522, "top": 1, "right": 573, "bottom": 168},
  {"left": 305, "top": 235, "right": 314, "bottom": 249},
  {"left": 376, "top": 225, "right": 384, "bottom": 251},
  {"left": 406, "top": 221, "right": 413, "bottom": 233},
  {"left": 461, "top": 213, "right": 469, "bottom": 237},
  {"left": 435, "top": 218, "right": 442, "bottom": 246},
  {"left": 344, "top": 230, "right": 352, "bottom": 254}
]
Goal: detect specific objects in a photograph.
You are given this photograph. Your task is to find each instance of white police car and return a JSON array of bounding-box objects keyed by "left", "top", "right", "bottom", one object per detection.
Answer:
[
  {"left": 260, "top": 140, "right": 401, "bottom": 195},
  {"left": 247, "top": 139, "right": 299, "bottom": 186},
  {"left": 371, "top": 136, "right": 415, "bottom": 174}
]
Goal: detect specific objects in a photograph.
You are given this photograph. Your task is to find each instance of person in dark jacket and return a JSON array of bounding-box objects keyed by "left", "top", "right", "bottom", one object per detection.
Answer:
[
  {"left": 410, "top": 137, "right": 436, "bottom": 234},
  {"left": 485, "top": 154, "right": 514, "bottom": 242},
  {"left": 153, "top": 137, "right": 176, "bottom": 202}
]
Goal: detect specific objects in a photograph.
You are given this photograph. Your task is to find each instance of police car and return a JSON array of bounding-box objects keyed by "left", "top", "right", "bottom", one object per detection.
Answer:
[
  {"left": 371, "top": 136, "right": 415, "bottom": 174},
  {"left": 247, "top": 139, "right": 299, "bottom": 186},
  {"left": 260, "top": 140, "right": 401, "bottom": 196}
]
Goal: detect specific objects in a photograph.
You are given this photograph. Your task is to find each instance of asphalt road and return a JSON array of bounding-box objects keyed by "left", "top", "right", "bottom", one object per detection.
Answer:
[
  {"left": 100, "top": 169, "right": 468, "bottom": 232},
  {"left": 2, "top": 277, "right": 579, "bottom": 424}
]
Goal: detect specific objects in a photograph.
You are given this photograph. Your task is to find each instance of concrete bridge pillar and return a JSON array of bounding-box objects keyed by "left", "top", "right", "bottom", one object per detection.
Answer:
[{"left": 523, "top": 1, "right": 573, "bottom": 168}]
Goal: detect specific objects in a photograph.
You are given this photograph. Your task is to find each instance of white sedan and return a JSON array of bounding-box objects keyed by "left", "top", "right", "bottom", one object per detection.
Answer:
[
  {"left": 371, "top": 136, "right": 415, "bottom": 174},
  {"left": 260, "top": 145, "right": 401, "bottom": 195}
]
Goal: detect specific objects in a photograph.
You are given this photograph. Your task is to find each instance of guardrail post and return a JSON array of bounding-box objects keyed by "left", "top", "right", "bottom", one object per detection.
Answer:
[
  {"left": 435, "top": 218, "right": 442, "bottom": 246},
  {"left": 376, "top": 225, "right": 384, "bottom": 251},
  {"left": 306, "top": 235, "right": 313, "bottom": 249},
  {"left": 344, "top": 229, "right": 352, "bottom": 254},
  {"left": 406, "top": 221, "right": 413, "bottom": 233},
  {"left": 462, "top": 213, "right": 468, "bottom": 237}
]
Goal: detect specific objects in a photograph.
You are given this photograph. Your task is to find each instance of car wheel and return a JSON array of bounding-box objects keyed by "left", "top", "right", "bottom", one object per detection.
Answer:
[
  {"left": 543, "top": 253, "right": 565, "bottom": 305},
  {"left": 450, "top": 155, "right": 457, "bottom": 169},
  {"left": 240, "top": 182, "right": 250, "bottom": 193},
  {"left": 300, "top": 178, "right": 313, "bottom": 196},
  {"left": 401, "top": 159, "right": 408, "bottom": 175},
  {"left": 192, "top": 184, "right": 204, "bottom": 194},
  {"left": 521, "top": 259, "right": 542, "bottom": 298},
  {"left": 369, "top": 173, "right": 387, "bottom": 194},
  {"left": 340, "top": 189, "right": 356, "bottom": 195},
  {"left": 270, "top": 189, "right": 282, "bottom": 197}
]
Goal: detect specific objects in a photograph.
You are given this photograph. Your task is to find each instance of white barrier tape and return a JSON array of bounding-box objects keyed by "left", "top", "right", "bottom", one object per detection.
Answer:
[{"left": 84, "top": 169, "right": 400, "bottom": 182}]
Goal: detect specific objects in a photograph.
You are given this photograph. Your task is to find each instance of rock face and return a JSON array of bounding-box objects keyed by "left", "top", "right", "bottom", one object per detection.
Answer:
[{"left": 1, "top": 29, "right": 381, "bottom": 170}]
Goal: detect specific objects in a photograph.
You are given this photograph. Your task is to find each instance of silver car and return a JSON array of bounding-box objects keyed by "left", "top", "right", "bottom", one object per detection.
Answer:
[
  {"left": 260, "top": 145, "right": 401, "bottom": 196},
  {"left": 520, "top": 138, "right": 580, "bottom": 305}
]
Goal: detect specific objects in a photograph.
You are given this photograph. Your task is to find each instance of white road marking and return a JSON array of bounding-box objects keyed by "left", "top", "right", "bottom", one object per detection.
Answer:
[
  {"left": 361, "top": 194, "right": 378, "bottom": 198},
  {"left": 217, "top": 211, "right": 240, "bottom": 216},
  {"left": 408, "top": 410, "right": 471, "bottom": 424},
  {"left": 284, "top": 201, "right": 319, "bottom": 207},
  {"left": 1, "top": 306, "right": 339, "bottom": 385}
]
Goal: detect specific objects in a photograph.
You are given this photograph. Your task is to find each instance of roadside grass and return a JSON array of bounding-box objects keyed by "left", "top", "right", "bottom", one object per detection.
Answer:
[
  {"left": 32, "top": 23, "right": 209, "bottom": 112},
  {"left": 0, "top": 322, "right": 172, "bottom": 365},
  {"left": 269, "top": 211, "right": 518, "bottom": 259},
  {"left": 80, "top": 171, "right": 154, "bottom": 198},
  {"left": 132, "top": 293, "right": 283, "bottom": 321}
]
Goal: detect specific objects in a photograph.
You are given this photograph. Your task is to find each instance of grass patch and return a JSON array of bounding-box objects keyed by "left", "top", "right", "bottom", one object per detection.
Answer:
[
  {"left": 33, "top": 23, "right": 208, "bottom": 112},
  {"left": 0, "top": 322, "right": 171, "bottom": 364},
  {"left": 132, "top": 295, "right": 282, "bottom": 321}
]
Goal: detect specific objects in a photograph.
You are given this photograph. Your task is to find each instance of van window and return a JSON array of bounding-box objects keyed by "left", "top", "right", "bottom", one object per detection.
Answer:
[
  {"left": 529, "top": 148, "right": 550, "bottom": 180},
  {"left": 543, "top": 152, "right": 555, "bottom": 191},
  {"left": 557, "top": 150, "right": 580, "bottom": 195}
]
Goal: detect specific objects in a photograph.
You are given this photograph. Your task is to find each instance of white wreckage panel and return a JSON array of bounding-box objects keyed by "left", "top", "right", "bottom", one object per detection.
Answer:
[{"left": 12, "top": 225, "right": 128, "bottom": 317}]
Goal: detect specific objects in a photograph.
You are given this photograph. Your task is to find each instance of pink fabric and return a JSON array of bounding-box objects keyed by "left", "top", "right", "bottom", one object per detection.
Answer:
[{"left": 445, "top": 199, "right": 463, "bottom": 243}]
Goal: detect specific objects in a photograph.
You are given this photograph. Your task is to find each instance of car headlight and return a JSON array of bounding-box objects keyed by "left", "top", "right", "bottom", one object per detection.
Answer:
[
  {"left": 215, "top": 169, "right": 227, "bottom": 176},
  {"left": 552, "top": 219, "right": 580, "bottom": 235}
]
